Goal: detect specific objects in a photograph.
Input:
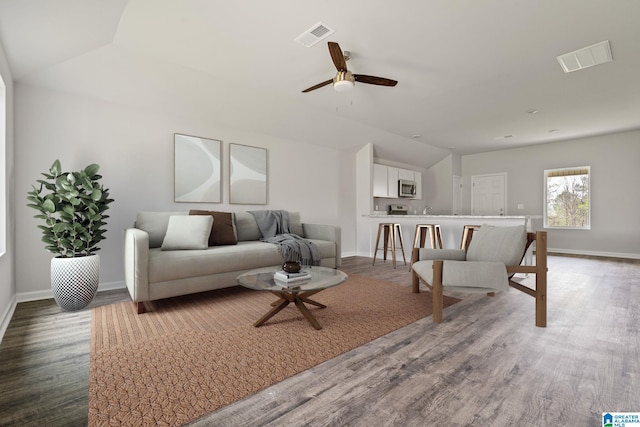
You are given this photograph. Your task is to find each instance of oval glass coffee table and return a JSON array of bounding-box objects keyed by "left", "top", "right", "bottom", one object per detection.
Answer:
[{"left": 237, "top": 266, "right": 348, "bottom": 330}]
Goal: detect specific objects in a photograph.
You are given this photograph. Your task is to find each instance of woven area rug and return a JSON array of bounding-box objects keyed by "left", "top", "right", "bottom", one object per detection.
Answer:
[{"left": 89, "top": 274, "right": 459, "bottom": 426}]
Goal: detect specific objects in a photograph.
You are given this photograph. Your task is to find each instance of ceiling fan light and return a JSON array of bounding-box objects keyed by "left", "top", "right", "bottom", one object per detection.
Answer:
[
  {"left": 333, "top": 70, "right": 355, "bottom": 92},
  {"left": 334, "top": 80, "right": 354, "bottom": 92}
]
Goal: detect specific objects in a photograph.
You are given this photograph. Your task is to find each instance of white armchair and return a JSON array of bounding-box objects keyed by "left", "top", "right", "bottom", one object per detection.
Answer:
[{"left": 411, "top": 225, "right": 548, "bottom": 327}]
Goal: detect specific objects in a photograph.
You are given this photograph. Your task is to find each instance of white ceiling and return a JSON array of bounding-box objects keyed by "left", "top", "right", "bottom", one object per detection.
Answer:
[{"left": 2, "top": 0, "right": 640, "bottom": 167}]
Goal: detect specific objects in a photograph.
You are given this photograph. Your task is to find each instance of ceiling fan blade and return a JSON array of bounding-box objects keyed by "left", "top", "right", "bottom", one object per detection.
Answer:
[
  {"left": 302, "top": 78, "right": 334, "bottom": 93},
  {"left": 328, "top": 42, "right": 347, "bottom": 71},
  {"left": 354, "top": 74, "right": 398, "bottom": 87}
]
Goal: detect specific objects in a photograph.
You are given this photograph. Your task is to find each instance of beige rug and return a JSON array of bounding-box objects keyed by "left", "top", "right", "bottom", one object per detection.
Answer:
[{"left": 89, "top": 274, "right": 459, "bottom": 426}]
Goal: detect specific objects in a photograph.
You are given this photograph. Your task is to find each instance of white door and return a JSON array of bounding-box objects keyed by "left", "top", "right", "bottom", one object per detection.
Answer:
[
  {"left": 471, "top": 173, "right": 506, "bottom": 216},
  {"left": 453, "top": 175, "right": 462, "bottom": 215}
]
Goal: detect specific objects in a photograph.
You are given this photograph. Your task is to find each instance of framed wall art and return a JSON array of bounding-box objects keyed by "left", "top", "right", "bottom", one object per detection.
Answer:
[
  {"left": 229, "top": 143, "right": 268, "bottom": 204},
  {"left": 174, "top": 133, "right": 222, "bottom": 203}
]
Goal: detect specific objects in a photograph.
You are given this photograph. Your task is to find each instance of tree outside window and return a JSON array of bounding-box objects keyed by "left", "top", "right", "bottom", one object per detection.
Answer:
[{"left": 544, "top": 167, "right": 590, "bottom": 229}]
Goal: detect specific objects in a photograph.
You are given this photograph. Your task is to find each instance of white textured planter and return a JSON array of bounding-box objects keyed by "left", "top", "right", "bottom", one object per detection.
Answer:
[{"left": 51, "top": 254, "right": 100, "bottom": 311}]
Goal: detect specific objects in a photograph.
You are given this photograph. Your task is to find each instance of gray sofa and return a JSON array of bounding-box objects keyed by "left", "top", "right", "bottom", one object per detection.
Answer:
[{"left": 124, "top": 211, "right": 341, "bottom": 313}]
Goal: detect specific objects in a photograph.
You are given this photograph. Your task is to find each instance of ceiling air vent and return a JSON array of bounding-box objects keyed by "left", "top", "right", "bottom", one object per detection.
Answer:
[
  {"left": 557, "top": 40, "right": 613, "bottom": 73},
  {"left": 294, "top": 22, "right": 335, "bottom": 47}
]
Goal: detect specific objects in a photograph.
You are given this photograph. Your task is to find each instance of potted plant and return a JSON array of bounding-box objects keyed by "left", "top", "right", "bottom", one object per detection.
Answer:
[{"left": 27, "top": 159, "right": 114, "bottom": 311}]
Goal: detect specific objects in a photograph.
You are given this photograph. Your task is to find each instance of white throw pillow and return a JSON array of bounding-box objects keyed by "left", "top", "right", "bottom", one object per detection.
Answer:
[
  {"left": 161, "top": 215, "right": 213, "bottom": 250},
  {"left": 136, "top": 211, "right": 187, "bottom": 248}
]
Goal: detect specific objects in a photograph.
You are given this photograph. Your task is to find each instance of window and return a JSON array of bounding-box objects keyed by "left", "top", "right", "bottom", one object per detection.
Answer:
[{"left": 544, "top": 166, "right": 590, "bottom": 229}]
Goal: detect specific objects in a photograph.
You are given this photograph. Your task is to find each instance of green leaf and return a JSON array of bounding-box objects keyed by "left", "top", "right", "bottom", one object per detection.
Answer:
[
  {"left": 50, "top": 159, "right": 61, "bottom": 176},
  {"left": 84, "top": 163, "right": 100, "bottom": 177},
  {"left": 52, "top": 222, "right": 72, "bottom": 233},
  {"left": 91, "top": 189, "right": 103, "bottom": 201},
  {"left": 42, "top": 199, "right": 56, "bottom": 213}
]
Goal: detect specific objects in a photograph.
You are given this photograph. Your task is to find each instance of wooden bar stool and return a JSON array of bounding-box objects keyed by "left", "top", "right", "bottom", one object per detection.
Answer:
[
  {"left": 460, "top": 225, "right": 482, "bottom": 251},
  {"left": 412, "top": 224, "right": 443, "bottom": 250},
  {"left": 372, "top": 223, "right": 406, "bottom": 268},
  {"left": 410, "top": 224, "right": 443, "bottom": 270}
]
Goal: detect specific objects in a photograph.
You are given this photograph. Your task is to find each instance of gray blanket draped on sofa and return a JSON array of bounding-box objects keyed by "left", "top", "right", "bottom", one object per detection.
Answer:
[{"left": 249, "top": 210, "right": 320, "bottom": 266}]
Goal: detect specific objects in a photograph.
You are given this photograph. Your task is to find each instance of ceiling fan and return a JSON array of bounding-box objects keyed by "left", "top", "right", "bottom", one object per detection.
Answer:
[{"left": 302, "top": 41, "right": 398, "bottom": 93}]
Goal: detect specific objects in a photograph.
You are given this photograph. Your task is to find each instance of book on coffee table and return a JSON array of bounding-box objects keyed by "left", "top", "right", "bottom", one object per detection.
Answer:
[{"left": 273, "top": 270, "right": 311, "bottom": 282}]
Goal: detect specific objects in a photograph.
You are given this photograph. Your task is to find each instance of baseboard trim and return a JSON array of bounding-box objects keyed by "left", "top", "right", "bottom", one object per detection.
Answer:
[
  {"left": 0, "top": 295, "right": 17, "bottom": 345},
  {"left": 548, "top": 248, "right": 640, "bottom": 260},
  {"left": 341, "top": 251, "right": 357, "bottom": 258},
  {"left": 15, "top": 280, "right": 126, "bottom": 304}
]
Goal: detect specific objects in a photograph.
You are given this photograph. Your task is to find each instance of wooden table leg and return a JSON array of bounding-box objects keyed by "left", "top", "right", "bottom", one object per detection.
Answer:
[
  {"left": 254, "top": 297, "right": 290, "bottom": 327},
  {"left": 298, "top": 290, "right": 326, "bottom": 309},
  {"left": 294, "top": 298, "right": 322, "bottom": 330},
  {"left": 254, "top": 290, "right": 327, "bottom": 329}
]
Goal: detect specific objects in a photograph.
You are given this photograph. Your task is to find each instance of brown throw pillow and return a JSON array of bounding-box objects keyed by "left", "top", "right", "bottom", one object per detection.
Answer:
[{"left": 189, "top": 210, "right": 238, "bottom": 246}]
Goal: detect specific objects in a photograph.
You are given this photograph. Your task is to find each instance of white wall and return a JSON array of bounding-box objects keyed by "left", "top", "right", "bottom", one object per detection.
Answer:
[
  {"left": 14, "top": 84, "right": 351, "bottom": 297},
  {"left": 0, "top": 38, "right": 15, "bottom": 340},
  {"left": 424, "top": 154, "right": 454, "bottom": 214},
  {"left": 461, "top": 131, "right": 640, "bottom": 257}
]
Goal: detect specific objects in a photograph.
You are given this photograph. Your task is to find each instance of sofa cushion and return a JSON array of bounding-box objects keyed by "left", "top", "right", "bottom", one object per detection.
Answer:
[
  {"left": 189, "top": 210, "right": 238, "bottom": 246},
  {"left": 161, "top": 215, "right": 213, "bottom": 250},
  {"left": 288, "top": 212, "right": 304, "bottom": 236},
  {"left": 466, "top": 224, "right": 526, "bottom": 266},
  {"left": 136, "top": 211, "right": 187, "bottom": 248},
  {"left": 234, "top": 211, "right": 262, "bottom": 241}
]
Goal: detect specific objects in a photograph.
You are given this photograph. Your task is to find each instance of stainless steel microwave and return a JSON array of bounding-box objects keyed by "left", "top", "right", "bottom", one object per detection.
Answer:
[{"left": 398, "top": 179, "right": 416, "bottom": 197}]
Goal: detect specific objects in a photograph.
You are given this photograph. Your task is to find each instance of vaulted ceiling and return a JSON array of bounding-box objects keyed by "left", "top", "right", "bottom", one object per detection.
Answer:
[{"left": 1, "top": 0, "right": 639, "bottom": 167}]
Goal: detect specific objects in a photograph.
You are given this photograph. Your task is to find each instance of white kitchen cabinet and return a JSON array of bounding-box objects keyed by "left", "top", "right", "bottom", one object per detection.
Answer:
[
  {"left": 372, "top": 164, "right": 388, "bottom": 197},
  {"left": 373, "top": 164, "right": 399, "bottom": 198},
  {"left": 373, "top": 163, "right": 421, "bottom": 199},
  {"left": 373, "top": 163, "right": 422, "bottom": 199},
  {"left": 387, "top": 167, "right": 398, "bottom": 198},
  {"left": 398, "top": 169, "right": 414, "bottom": 181}
]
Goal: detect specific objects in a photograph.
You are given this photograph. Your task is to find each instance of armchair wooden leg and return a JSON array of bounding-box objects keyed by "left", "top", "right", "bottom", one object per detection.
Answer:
[
  {"left": 411, "top": 248, "right": 420, "bottom": 293},
  {"left": 432, "top": 260, "right": 444, "bottom": 323},
  {"left": 535, "top": 231, "right": 548, "bottom": 327},
  {"left": 535, "top": 287, "right": 546, "bottom": 327}
]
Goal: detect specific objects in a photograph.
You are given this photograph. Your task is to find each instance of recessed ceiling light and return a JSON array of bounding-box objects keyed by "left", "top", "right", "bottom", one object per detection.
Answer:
[
  {"left": 495, "top": 135, "right": 513, "bottom": 140},
  {"left": 412, "top": 134, "right": 422, "bottom": 139},
  {"left": 527, "top": 109, "right": 539, "bottom": 115},
  {"left": 548, "top": 129, "right": 559, "bottom": 133}
]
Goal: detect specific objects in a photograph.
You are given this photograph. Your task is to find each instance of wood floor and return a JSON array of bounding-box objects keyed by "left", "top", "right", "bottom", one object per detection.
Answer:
[{"left": 1, "top": 255, "right": 638, "bottom": 426}]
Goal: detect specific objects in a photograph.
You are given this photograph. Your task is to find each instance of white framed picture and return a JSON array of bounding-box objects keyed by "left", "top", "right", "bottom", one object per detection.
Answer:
[
  {"left": 174, "top": 133, "right": 222, "bottom": 203},
  {"left": 229, "top": 143, "right": 267, "bottom": 204}
]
